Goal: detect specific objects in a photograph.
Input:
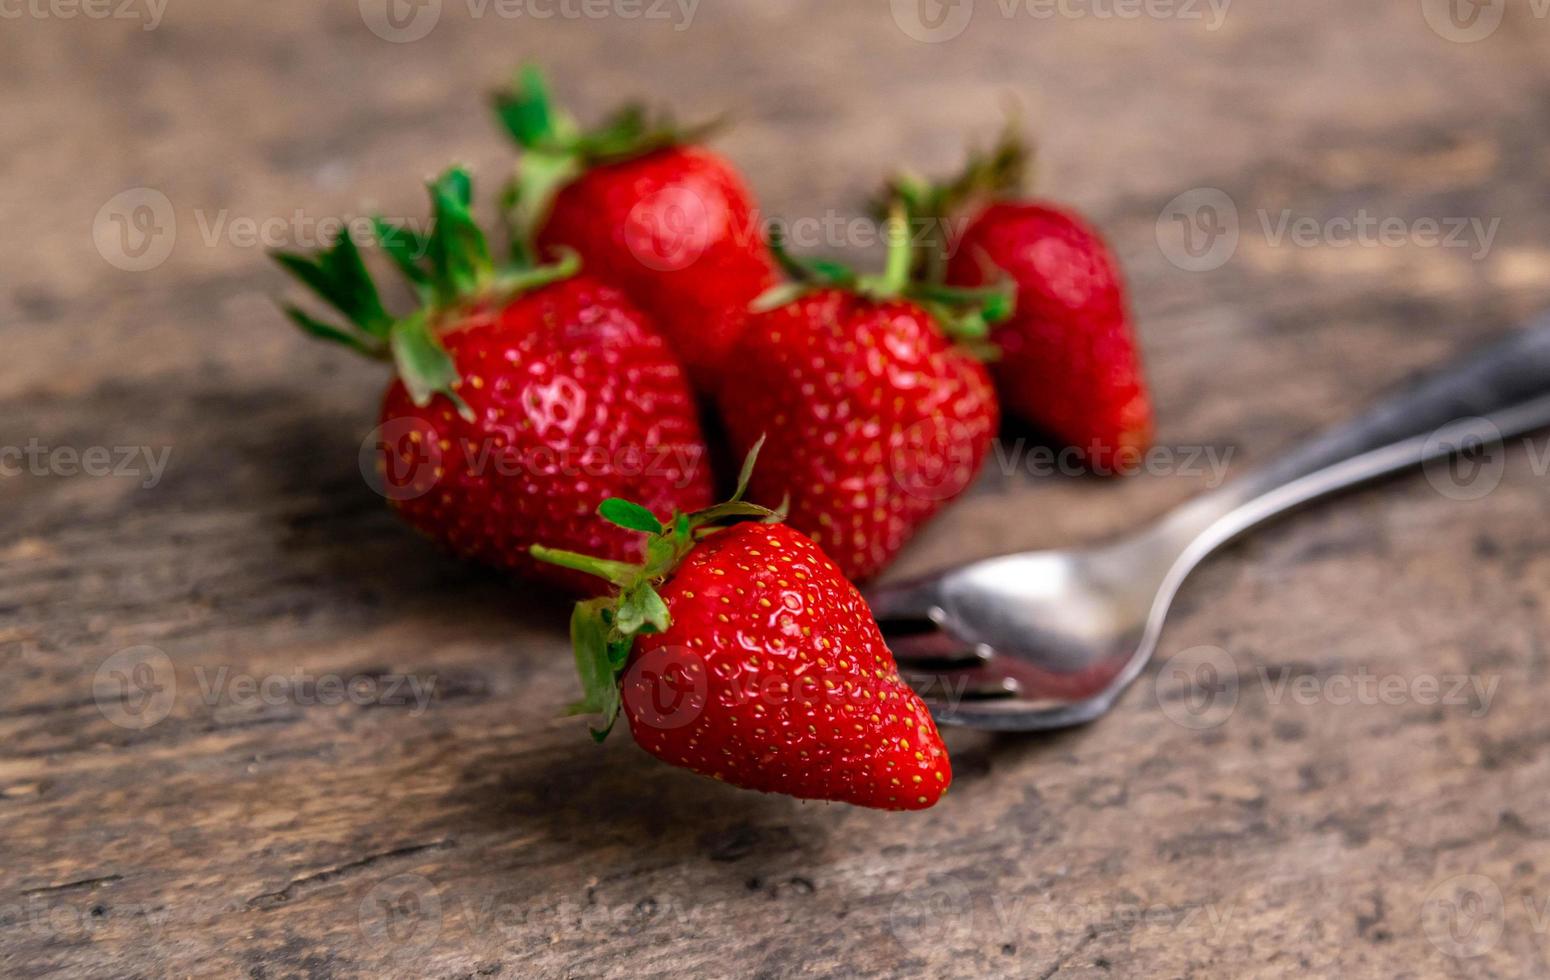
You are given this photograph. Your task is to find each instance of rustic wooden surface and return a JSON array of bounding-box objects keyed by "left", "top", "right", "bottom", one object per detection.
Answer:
[{"left": 6, "top": 1, "right": 1550, "bottom": 976}]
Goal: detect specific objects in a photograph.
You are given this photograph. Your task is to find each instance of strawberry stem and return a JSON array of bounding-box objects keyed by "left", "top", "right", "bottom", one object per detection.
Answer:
[
  {"left": 493, "top": 64, "right": 725, "bottom": 237},
  {"left": 751, "top": 207, "right": 1015, "bottom": 348},
  {"left": 529, "top": 546, "right": 640, "bottom": 588},
  {"left": 532, "top": 439, "right": 781, "bottom": 741},
  {"left": 274, "top": 164, "right": 581, "bottom": 423}
]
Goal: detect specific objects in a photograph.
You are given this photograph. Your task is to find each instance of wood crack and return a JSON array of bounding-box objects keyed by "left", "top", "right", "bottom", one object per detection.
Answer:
[
  {"left": 21, "top": 873, "right": 125, "bottom": 896},
  {"left": 245, "top": 839, "right": 456, "bottom": 911}
]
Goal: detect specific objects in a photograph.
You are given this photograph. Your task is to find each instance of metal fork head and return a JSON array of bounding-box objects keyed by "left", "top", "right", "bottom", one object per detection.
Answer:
[{"left": 865, "top": 540, "right": 1177, "bottom": 731}]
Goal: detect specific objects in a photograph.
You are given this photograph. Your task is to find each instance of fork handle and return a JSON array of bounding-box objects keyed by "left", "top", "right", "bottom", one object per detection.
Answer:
[{"left": 1156, "top": 315, "right": 1550, "bottom": 557}]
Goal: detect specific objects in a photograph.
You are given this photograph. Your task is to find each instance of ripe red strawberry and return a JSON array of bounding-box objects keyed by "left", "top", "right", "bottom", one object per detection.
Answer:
[
  {"left": 887, "top": 129, "right": 1153, "bottom": 473},
  {"left": 532, "top": 455, "right": 952, "bottom": 810},
  {"left": 493, "top": 67, "right": 776, "bottom": 391},
  {"left": 712, "top": 216, "right": 1006, "bottom": 583},
  {"left": 274, "top": 166, "right": 712, "bottom": 594}
]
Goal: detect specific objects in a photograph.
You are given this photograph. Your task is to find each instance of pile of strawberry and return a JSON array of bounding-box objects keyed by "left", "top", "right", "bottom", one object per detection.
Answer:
[{"left": 275, "top": 68, "right": 1152, "bottom": 811}]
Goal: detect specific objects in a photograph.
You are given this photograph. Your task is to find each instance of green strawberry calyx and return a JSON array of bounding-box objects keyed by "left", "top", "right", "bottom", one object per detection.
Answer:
[
  {"left": 493, "top": 64, "right": 724, "bottom": 239},
  {"left": 751, "top": 203, "right": 1017, "bottom": 358},
  {"left": 876, "top": 121, "right": 1032, "bottom": 287},
  {"left": 272, "top": 166, "right": 579, "bottom": 422},
  {"left": 530, "top": 438, "right": 782, "bottom": 742}
]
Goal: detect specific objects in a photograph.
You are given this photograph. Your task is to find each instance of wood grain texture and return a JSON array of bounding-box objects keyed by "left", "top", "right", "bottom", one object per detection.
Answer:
[{"left": 5, "top": 1, "right": 1550, "bottom": 976}]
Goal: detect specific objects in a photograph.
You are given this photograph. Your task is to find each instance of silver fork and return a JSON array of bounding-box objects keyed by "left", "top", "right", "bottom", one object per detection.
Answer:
[{"left": 867, "top": 316, "right": 1550, "bottom": 731}]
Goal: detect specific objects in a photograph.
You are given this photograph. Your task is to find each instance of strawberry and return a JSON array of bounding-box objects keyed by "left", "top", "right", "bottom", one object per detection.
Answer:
[
  {"left": 532, "top": 448, "right": 952, "bottom": 810},
  {"left": 273, "top": 166, "right": 712, "bottom": 594},
  {"left": 493, "top": 67, "right": 776, "bottom": 392},
  {"left": 711, "top": 212, "right": 1007, "bottom": 583},
  {"left": 885, "top": 128, "right": 1154, "bottom": 473}
]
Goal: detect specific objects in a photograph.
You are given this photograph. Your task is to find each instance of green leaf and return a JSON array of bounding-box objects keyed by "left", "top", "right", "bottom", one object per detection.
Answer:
[
  {"left": 486, "top": 247, "right": 581, "bottom": 299},
  {"left": 807, "top": 259, "right": 856, "bottom": 284},
  {"left": 424, "top": 167, "right": 493, "bottom": 306},
  {"left": 494, "top": 65, "right": 563, "bottom": 149},
  {"left": 530, "top": 544, "right": 639, "bottom": 587},
  {"left": 980, "top": 287, "right": 1015, "bottom": 324},
  {"left": 283, "top": 306, "right": 384, "bottom": 357},
  {"left": 373, "top": 217, "right": 431, "bottom": 296},
  {"left": 272, "top": 233, "right": 392, "bottom": 338},
  {"left": 598, "top": 498, "right": 663, "bottom": 534},
  {"left": 749, "top": 282, "right": 809, "bottom": 314},
  {"left": 606, "top": 637, "right": 633, "bottom": 670},
  {"left": 615, "top": 583, "right": 670, "bottom": 636},
  {"left": 732, "top": 435, "right": 764, "bottom": 502},
  {"left": 504, "top": 150, "right": 582, "bottom": 253},
  {"left": 388, "top": 309, "right": 472, "bottom": 420},
  {"left": 566, "top": 598, "right": 621, "bottom": 740},
  {"left": 687, "top": 499, "right": 784, "bottom": 530}
]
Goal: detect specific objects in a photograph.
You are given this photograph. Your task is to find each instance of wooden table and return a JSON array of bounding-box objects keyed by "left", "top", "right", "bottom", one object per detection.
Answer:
[{"left": 6, "top": 1, "right": 1550, "bottom": 976}]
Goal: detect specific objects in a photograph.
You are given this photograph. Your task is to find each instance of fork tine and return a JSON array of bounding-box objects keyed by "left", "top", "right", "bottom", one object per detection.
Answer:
[
  {"left": 882, "top": 627, "right": 993, "bottom": 668},
  {"left": 863, "top": 574, "right": 947, "bottom": 625},
  {"left": 903, "top": 665, "right": 1022, "bottom": 703}
]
